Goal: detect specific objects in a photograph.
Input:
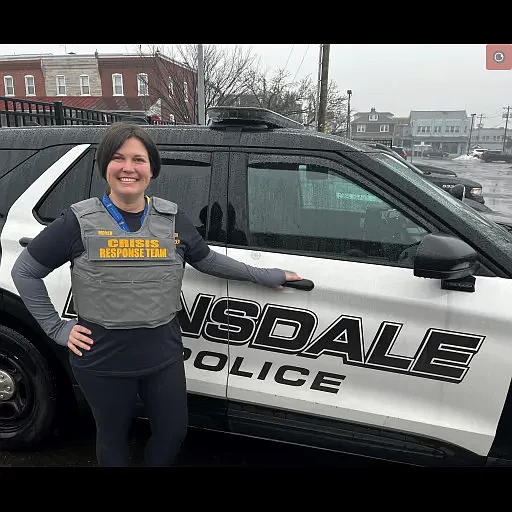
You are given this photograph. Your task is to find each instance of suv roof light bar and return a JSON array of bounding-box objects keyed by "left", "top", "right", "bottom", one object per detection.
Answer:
[{"left": 206, "top": 106, "right": 304, "bottom": 130}]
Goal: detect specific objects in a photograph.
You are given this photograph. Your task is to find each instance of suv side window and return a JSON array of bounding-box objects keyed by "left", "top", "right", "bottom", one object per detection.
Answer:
[
  {"left": 90, "top": 151, "right": 212, "bottom": 239},
  {"left": 0, "top": 145, "right": 75, "bottom": 219},
  {"left": 35, "top": 149, "right": 95, "bottom": 223},
  {"left": 247, "top": 160, "right": 430, "bottom": 267}
]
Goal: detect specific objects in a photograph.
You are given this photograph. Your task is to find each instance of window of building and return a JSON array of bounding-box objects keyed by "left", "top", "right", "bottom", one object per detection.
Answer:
[
  {"left": 434, "top": 126, "right": 441, "bottom": 133},
  {"left": 4, "top": 75, "right": 14, "bottom": 96},
  {"left": 169, "top": 113, "right": 175, "bottom": 123},
  {"left": 56, "top": 75, "right": 66, "bottom": 96},
  {"left": 369, "top": 113, "right": 379, "bottom": 121},
  {"left": 137, "top": 73, "right": 149, "bottom": 96},
  {"left": 380, "top": 124, "right": 389, "bottom": 133},
  {"left": 168, "top": 77, "right": 174, "bottom": 97},
  {"left": 357, "top": 124, "right": 366, "bottom": 133},
  {"left": 24, "top": 75, "right": 35, "bottom": 96},
  {"left": 80, "top": 75, "right": 90, "bottom": 95},
  {"left": 112, "top": 73, "right": 123, "bottom": 96}
]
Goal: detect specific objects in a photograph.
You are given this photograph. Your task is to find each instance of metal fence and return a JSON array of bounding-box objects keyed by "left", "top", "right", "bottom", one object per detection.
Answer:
[{"left": 0, "top": 96, "right": 175, "bottom": 128}]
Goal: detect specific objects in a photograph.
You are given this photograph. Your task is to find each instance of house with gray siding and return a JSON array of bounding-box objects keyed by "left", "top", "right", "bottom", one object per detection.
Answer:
[{"left": 408, "top": 110, "right": 470, "bottom": 156}]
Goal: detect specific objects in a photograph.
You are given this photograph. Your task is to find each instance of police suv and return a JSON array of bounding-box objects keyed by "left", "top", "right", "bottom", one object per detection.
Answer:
[{"left": 2, "top": 107, "right": 512, "bottom": 467}]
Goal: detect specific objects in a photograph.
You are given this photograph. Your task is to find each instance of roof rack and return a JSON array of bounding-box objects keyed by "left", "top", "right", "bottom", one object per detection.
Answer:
[{"left": 206, "top": 106, "right": 304, "bottom": 130}]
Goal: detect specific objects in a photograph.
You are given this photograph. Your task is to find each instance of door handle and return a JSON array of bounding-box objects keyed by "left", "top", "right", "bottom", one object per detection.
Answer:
[
  {"left": 19, "top": 237, "right": 33, "bottom": 247},
  {"left": 283, "top": 279, "right": 314, "bottom": 291}
]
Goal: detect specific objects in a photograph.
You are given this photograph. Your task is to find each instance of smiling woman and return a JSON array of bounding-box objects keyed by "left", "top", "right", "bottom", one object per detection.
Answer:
[
  {"left": 10, "top": 121, "right": 302, "bottom": 467},
  {"left": 96, "top": 125, "right": 159, "bottom": 213}
]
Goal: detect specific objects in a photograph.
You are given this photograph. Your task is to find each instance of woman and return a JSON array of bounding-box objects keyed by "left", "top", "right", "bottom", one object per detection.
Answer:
[{"left": 11, "top": 122, "right": 302, "bottom": 467}]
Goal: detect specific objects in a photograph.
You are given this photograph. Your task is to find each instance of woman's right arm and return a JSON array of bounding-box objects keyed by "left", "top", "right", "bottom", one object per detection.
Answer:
[
  {"left": 11, "top": 248, "right": 76, "bottom": 346},
  {"left": 10, "top": 210, "right": 82, "bottom": 346}
]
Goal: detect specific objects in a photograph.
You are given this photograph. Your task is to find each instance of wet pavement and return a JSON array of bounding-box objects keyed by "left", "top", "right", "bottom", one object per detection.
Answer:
[
  {"left": 0, "top": 415, "right": 397, "bottom": 467},
  {"left": 411, "top": 156, "right": 512, "bottom": 217}
]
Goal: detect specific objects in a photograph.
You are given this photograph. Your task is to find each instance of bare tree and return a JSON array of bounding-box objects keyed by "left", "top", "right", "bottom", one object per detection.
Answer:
[
  {"left": 244, "top": 68, "right": 305, "bottom": 121},
  {"left": 134, "top": 44, "right": 258, "bottom": 124},
  {"left": 133, "top": 44, "right": 197, "bottom": 124},
  {"left": 242, "top": 69, "right": 349, "bottom": 134},
  {"left": 132, "top": 44, "right": 349, "bottom": 132},
  {"left": 170, "top": 44, "right": 258, "bottom": 108}
]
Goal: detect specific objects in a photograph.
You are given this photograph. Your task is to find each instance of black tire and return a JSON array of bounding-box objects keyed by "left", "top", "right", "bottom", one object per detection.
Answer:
[{"left": 0, "top": 325, "right": 58, "bottom": 451}]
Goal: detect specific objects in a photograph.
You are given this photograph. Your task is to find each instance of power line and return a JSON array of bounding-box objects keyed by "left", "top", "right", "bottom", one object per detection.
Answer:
[
  {"left": 292, "top": 45, "right": 310, "bottom": 82},
  {"left": 284, "top": 44, "right": 294, "bottom": 69}
]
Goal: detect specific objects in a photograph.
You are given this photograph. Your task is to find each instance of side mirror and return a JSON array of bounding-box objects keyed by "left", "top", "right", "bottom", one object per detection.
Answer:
[
  {"left": 449, "top": 184, "right": 465, "bottom": 201},
  {"left": 414, "top": 233, "right": 478, "bottom": 281}
]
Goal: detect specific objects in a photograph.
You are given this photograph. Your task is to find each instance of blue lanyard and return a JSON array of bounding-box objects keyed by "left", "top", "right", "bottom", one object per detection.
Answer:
[{"left": 101, "top": 193, "right": 149, "bottom": 232}]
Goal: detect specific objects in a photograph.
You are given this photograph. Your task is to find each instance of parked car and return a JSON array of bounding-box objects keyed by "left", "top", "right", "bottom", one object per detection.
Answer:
[
  {"left": 413, "top": 163, "right": 457, "bottom": 177},
  {"left": 2, "top": 106, "right": 512, "bottom": 468},
  {"left": 391, "top": 146, "right": 407, "bottom": 159},
  {"left": 469, "top": 148, "right": 488, "bottom": 159},
  {"left": 413, "top": 166, "right": 484, "bottom": 203},
  {"left": 481, "top": 150, "right": 512, "bottom": 163},
  {"left": 366, "top": 143, "right": 484, "bottom": 203},
  {"left": 451, "top": 193, "right": 512, "bottom": 233},
  {"left": 424, "top": 149, "right": 450, "bottom": 158}
]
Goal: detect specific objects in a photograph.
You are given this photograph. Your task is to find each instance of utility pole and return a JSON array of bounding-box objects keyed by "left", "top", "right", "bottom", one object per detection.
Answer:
[
  {"left": 467, "top": 113, "right": 476, "bottom": 154},
  {"left": 476, "top": 113, "right": 484, "bottom": 146},
  {"left": 503, "top": 106, "right": 510, "bottom": 153},
  {"left": 346, "top": 89, "right": 352, "bottom": 138},
  {"left": 314, "top": 45, "right": 322, "bottom": 129},
  {"left": 197, "top": 44, "right": 206, "bottom": 125},
  {"left": 317, "top": 44, "right": 330, "bottom": 133}
]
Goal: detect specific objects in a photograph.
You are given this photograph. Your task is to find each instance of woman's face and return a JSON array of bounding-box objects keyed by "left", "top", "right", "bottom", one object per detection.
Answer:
[{"left": 106, "top": 137, "right": 153, "bottom": 199}]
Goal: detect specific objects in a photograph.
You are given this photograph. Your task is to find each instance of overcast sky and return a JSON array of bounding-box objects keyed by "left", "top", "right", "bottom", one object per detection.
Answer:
[{"left": 1, "top": 43, "right": 510, "bottom": 127}]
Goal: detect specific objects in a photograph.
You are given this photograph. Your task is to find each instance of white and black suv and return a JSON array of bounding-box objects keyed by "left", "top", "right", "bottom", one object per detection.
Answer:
[{"left": 2, "top": 107, "right": 512, "bottom": 467}]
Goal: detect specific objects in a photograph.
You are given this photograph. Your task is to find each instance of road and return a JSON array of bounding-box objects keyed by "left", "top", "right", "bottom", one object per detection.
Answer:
[{"left": 411, "top": 155, "right": 512, "bottom": 216}]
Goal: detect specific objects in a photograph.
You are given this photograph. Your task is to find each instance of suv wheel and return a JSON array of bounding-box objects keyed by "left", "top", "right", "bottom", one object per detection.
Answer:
[{"left": 0, "top": 325, "right": 58, "bottom": 451}]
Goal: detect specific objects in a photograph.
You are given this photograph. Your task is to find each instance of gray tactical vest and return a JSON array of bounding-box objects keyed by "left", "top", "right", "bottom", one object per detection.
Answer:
[{"left": 70, "top": 196, "right": 184, "bottom": 329}]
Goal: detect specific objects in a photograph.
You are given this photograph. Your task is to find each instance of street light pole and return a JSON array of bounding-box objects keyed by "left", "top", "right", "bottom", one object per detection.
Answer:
[
  {"left": 467, "top": 113, "right": 476, "bottom": 154},
  {"left": 346, "top": 89, "right": 352, "bottom": 138},
  {"left": 317, "top": 44, "right": 330, "bottom": 133},
  {"left": 410, "top": 119, "right": 414, "bottom": 163}
]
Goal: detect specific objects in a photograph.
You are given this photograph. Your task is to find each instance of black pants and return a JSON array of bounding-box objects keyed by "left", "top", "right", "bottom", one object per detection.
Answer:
[{"left": 72, "top": 360, "right": 187, "bottom": 467}]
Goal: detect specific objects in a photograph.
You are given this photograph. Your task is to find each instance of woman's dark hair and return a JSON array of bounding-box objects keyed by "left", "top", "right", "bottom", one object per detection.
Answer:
[{"left": 96, "top": 123, "right": 161, "bottom": 180}]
